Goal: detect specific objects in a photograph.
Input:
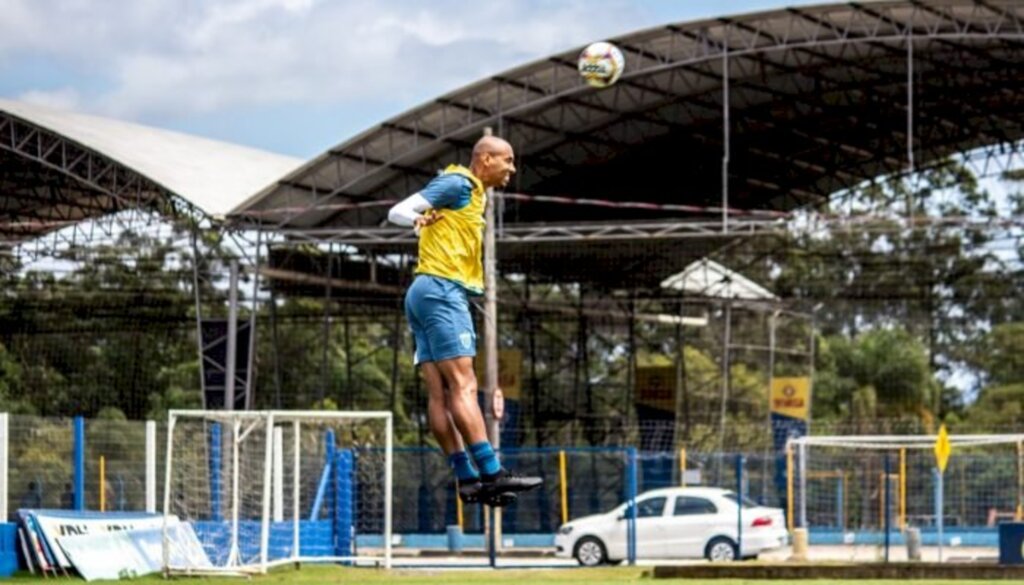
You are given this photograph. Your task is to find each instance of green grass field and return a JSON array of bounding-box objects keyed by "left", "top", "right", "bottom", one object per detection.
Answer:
[{"left": 5, "top": 566, "right": 1011, "bottom": 585}]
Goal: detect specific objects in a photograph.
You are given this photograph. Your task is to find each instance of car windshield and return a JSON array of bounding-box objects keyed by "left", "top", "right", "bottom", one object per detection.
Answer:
[{"left": 722, "top": 492, "right": 759, "bottom": 508}]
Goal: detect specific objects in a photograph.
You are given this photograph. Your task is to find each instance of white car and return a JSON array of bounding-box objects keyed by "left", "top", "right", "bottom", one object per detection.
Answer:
[{"left": 554, "top": 486, "right": 789, "bottom": 565}]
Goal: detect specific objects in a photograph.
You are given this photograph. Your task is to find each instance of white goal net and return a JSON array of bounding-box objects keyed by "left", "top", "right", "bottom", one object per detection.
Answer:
[
  {"left": 790, "top": 434, "right": 1024, "bottom": 562},
  {"left": 163, "top": 410, "right": 392, "bottom": 575}
]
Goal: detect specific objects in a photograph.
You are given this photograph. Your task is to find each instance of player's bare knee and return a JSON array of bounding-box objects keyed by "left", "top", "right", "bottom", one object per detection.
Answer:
[{"left": 452, "top": 382, "right": 478, "bottom": 402}]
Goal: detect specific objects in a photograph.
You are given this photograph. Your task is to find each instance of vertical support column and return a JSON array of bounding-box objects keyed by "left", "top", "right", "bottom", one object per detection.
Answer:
[
  {"left": 260, "top": 415, "right": 275, "bottom": 573},
  {"left": 717, "top": 302, "right": 732, "bottom": 460},
  {"left": 245, "top": 229, "right": 263, "bottom": 411},
  {"left": 0, "top": 413, "right": 8, "bottom": 520},
  {"left": 100, "top": 456, "right": 106, "bottom": 512},
  {"left": 1017, "top": 441, "right": 1023, "bottom": 521},
  {"left": 721, "top": 29, "right": 730, "bottom": 234},
  {"left": 162, "top": 414, "right": 177, "bottom": 575},
  {"left": 836, "top": 473, "right": 845, "bottom": 531},
  {"left": 798, "top": 441, "right": 807, "bottom": 529},
  {"left": 679, "top": 447, "right": 687, "bottom": 487},
  {"left": 935, "top": 467, "right": 944, "bottom": 563},
  {"left": 906, "top": 23, "right": 915, "bottom": 174},
  {"left": 228, "top": 419, "right": 241, "bottom": 566},
  {"left": 73, "top": 416, "right": 85, "bottom": 510},
  {"left": 384, "top": 413, "right": 393, "bottom": 569},
  {"left": 225, "top": 260, "right": 239, "bottom": 411},
  {"left": 765, "top": 311, "right": 778, "bottom": 503},
  {"left": 210, "top": 423, "right": 223, "bottom": 521},
  {"left": 626, "top": 447, "right": 638, "bottom": 565},
  {"left": 736, "top": 454, "right": 745, "bottom": 558},
  {"left": 320, "top": 246, "right": 333, "bottom": 405},
  {"left": 146, "top": 420, "right": 156, "bottom": 513},
  {"left": 191, "top": 233, "right": 208, "bottom": 409},
  {"left": 481, "top": 127, "right": 501, "bottom": 562},
  {"left": 786, "top": 442, "right": 794, "bottom": 533},
  {"left": 559, "top": 450, "right": 569, "bottom": 524},
  {"left": 273, "top": 427, "right": 284, "bottom": 522},
  {"left": 271, "top": 289, "right": 283, "bottom": 409},
  {"left": 481, "top": 129, "right": 499, "bottom": 445},
  {"left": 899, "top": 448, "right": 907, "bottom": 531},
  {"left": 884, "top": 453, "right": 892, "bottom": 562},
  {"left": 292, "top": 421, "right": 300, "bottom": 561}
]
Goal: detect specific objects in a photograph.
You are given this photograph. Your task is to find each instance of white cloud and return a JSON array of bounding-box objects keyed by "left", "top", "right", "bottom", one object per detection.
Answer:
[
  {"left": 0, "top": 0, "right": 646, "bottom": 122},
  {"left": 16, "top": 87, "right": 82, "bottom": 111}
]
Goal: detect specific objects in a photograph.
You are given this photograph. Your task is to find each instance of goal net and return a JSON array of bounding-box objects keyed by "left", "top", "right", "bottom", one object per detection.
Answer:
[
  {"left": 163, "top": 410, "right": 392, "bottom": 575},
  {"left": 790, "top": 434, "right": 1024, "bottom": 562}
]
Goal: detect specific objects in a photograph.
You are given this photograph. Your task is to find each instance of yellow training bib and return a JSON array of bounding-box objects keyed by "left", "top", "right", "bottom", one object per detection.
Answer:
[{"left": 415, "top": 165, "right": 486, "bottom": 294}]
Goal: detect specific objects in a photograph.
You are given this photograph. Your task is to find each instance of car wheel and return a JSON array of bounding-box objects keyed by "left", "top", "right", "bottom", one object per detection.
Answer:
[
  {"left": 705, "top": 537, "right": 737, "bottom": 562},
  {"left": 574, "top": 536, "right": 608, "bottom": 566}
]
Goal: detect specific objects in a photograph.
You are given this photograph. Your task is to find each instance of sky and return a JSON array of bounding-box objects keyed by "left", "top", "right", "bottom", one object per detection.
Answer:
[{"left": 0, "top": 0, "right": 826, "bottom": 159}]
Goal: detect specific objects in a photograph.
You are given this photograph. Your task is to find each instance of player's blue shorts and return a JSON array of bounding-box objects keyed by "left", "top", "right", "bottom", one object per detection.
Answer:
[{"left": 404, "top": 274, "right": 477, "bottom": 365}]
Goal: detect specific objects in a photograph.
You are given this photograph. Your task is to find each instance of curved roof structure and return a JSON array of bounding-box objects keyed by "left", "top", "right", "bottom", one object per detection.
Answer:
[
  {"left": 236, "top": 0, "right": 1024, "bottom": 235},
  {"left": 0, "top": 99, "right": 303, "bottom": 245}
]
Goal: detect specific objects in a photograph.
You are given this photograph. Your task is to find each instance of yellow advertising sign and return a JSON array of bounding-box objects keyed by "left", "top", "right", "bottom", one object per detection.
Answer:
[
  {"left": 635, "top": 366, "right": 676, "bottom": 413},
  {"left": 474, "top": 349, "right": 522, "bottom": 400},
  {"left": 934, "top": 424, "right": 951, "bottom": 473},
  {"left": 770, "top": 377, "right": 811, "bottom": 421}
]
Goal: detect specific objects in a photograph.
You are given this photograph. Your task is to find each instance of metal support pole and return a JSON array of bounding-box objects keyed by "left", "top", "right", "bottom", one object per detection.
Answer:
[
  {"left": 798, "top": 441, "right": 807, "bottom": 528},
  {"left": 0, "top": 413, "right": 8, "bottom": 520},
  {"left": 191, "top": 231, "right": 207, "bottom": 408},
  {"left": 146, "top": 420, "right": 156, "bottom": 513},
  {"left": 884, "top": 453, "right": 891, "bottom": 562},
  {"left": 245, "top": 229, "right": 262, "bottom": 410},
  {"left": 907, "top": 24, "right": 915, "bottom": 174},
  {"left": 936, "top": 467, "right": 944, "bottom": 563},
  {"left": 226, "top": 260, "right": 239, "bottom": 411},
  {"left": 764, "top": 310, "right": 779, "bottom": 503},
  {"left": 721, "top": 30, "right": 730, "bottom": 234},
  {"left": 737, "top": 454, "right": 745, "bottom": 558},
  {"left": 717, "top": 302, "right": 732, "bottom": 461},
  {"left": 320, "top": 246, "right": 332, "bottom": 404},
  {"left": 482, "top": 126, "right": 501, "bottom": 559},
  {"left": 73, "top": 416, "right": 84, "bottom": 510}
]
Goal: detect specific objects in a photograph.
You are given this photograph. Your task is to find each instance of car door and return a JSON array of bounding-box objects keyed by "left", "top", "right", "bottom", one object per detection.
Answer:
[
  {"left": 606, "top": 495, "right": 668, "bottom": 559},
  {"left": 660, "top": 495, "right": 721, "bottom": 558}
]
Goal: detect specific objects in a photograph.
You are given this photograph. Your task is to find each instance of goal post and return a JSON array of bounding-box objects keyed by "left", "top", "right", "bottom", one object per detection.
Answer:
[
  {"left": 162, "top": 410, "right": 392, "bottom": 575},
  {"left": 789, "top": 433, "right": 1024, "bottom": 561}
]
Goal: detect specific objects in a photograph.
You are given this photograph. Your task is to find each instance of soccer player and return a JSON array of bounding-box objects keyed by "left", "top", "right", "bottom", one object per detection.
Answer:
[{"left": 388, "top": 136, "right": 542, "bottom": 505}]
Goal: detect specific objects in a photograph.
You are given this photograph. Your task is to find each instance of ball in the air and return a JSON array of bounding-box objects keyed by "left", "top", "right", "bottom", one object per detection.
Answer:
[{"left": 578, "top": 41, "right": 625, "bottom": 88}]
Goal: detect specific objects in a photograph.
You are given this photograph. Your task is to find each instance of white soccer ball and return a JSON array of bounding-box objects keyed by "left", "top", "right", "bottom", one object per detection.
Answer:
[{"left": 578, "top": 41, "right": 625, "bottom": 88}]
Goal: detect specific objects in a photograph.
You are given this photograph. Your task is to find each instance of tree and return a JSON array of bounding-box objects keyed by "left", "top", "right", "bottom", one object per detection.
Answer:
[{"left": 813, "top": 327, "right": 938, "bottom": 431}]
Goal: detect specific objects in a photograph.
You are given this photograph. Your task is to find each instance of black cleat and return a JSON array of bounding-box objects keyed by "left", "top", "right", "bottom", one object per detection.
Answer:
[
  {"left": 480, "top": 467, "right": 543, "bottom": 495},
  {"left": 458, "top": 479, "right": 518, "bottom": 506}
]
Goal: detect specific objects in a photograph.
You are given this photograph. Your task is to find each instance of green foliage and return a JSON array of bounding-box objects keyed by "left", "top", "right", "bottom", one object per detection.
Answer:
[{"left": 813, "top": 327, "right": 938, "bottom": 427}]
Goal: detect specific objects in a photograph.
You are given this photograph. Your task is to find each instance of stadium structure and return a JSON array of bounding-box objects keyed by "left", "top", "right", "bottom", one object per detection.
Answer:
[{"left": 1, "top": 0, "right": 1023, "bottom": 572}]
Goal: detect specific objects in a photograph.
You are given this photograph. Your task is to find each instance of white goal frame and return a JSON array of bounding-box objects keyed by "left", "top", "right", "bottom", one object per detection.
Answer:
[
  {"left": 788, "top": 433, "right": 1024, "bottom": 532},
  {"left": 162, "top": 410, "right": 393, "bottom": 576}
]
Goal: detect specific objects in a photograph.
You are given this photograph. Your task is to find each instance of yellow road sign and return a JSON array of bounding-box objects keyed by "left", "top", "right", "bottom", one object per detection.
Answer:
[{"left": 934, "top": 424, "right": 951, "bottom": 473}]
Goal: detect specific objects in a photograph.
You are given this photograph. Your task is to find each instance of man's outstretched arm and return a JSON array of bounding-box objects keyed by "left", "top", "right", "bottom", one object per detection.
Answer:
[{"left": 387, "top": 192, "right": 433, "bottom": 227}]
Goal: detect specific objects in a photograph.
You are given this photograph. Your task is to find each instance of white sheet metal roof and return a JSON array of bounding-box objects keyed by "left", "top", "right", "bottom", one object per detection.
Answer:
[
  {"left": 0, "top": 98, "right": 303, "bottom": 218},
  {"left": 661, "top": 258, "right": 777, "bottom": 301}
]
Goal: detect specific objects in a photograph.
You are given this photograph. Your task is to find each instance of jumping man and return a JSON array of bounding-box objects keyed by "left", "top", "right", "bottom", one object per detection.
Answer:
[{"left": 388, "top": 135, "right": 542, "bottom": 506}]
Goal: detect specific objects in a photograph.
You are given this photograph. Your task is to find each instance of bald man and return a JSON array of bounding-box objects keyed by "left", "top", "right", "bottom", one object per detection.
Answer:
[{"left": 388, "top": 136, "right": 542, "bottom": 506}]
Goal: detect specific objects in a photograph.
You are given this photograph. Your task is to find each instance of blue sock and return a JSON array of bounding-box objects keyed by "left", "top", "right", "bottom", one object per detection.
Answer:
[
  {"left": 469, "top": 441, "right": 501, "bottom": 477},
  {"left": 448, "top": 451, "right": 479, "bottom": 481}
]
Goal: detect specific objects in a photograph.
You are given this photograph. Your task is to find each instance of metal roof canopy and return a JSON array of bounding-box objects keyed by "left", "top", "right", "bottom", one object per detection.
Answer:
[
  {"left": 235, "top": 0, "right": 1024, "bottom": 246},
  {"left": 0, "top": 99, "right": 303, "bottom": 248}
]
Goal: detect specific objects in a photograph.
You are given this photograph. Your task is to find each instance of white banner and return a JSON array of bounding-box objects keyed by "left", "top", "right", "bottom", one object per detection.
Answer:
[
  {"left": 58, "top": 524, "right": 210, "bottom": 582},
  {"left": 22, "top": 510, "right": 173, "bottom": 569}
]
